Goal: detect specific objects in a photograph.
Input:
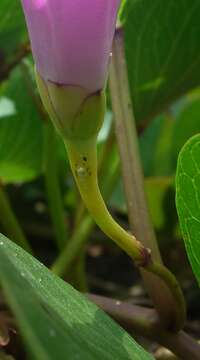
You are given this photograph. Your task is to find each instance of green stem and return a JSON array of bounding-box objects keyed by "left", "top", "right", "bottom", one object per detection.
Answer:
[
  {"left": 63, "top": 137, "right": 186, "bottom": 331},
  {"left": 0, "top": 186, "right": 32, "bottom": 253},
  {"left": 68, "top": 249, "right": 89, "bottom": 292},
  {"left": 52, "top": 138, "right": 120, "bottom": 277},
  {"left": 109, "top": 25, "right": 186, "bottom": 332},
  {"left": 146, "top": 262, "right": 186, "bottom": 332},
  {"left": 43, "top": 121, "right": 67, "bottom": 250},
  {"left": 52, "top": 215, "right": 93, "bottom": 276},
  {"left": 70, "top": 129, "right": 117, "bottom": 288},
  {"left": 65, "top": 138, "right": 145, "bottom": 264},
  {"left": 74, "top": 125, "right": 115, "bottom": 228}
]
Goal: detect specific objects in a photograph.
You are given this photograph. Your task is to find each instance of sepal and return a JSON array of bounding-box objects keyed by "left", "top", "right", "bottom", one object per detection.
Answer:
[{"left": 35, "top": 70, "right": 106, "bottom": 141}]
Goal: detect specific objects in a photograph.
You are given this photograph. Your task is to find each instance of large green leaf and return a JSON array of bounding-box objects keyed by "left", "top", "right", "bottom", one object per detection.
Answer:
[
  {"left": 140, "top": 114, "right": 175, "bottom": 177},
  {"left": 0, "top": 0, "right": 27, "bottom": 58},
  {"left": 176, "top": 134, "right": 200, "bottom": 284},
  {"left": 0, "top": 234, "right": 153, "bottom": 360},
  {"left": 139, "top": 96, "right": 200, "bottom": 177},
  {"left": 121, "top": 0, "right": 200, "bottom": 122},
  {"left": 0, "top": 65, "right": 43, "bottom": 183},
  {"left": 111, "top": 176, "right": 175, "bottom": 232},
  {"left": 171, "top": 98, "right": 200, "bottom": 168}
]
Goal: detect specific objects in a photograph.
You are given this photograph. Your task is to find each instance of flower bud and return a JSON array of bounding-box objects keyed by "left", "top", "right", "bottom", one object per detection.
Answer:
[{"left": 21, "top": 0, "right": 120, "bottom": 139}]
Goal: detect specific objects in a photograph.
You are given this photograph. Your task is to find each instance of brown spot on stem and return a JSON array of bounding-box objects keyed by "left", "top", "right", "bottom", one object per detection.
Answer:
[{"left": 137, "top": 246, "right": 152, "bottom": 268}]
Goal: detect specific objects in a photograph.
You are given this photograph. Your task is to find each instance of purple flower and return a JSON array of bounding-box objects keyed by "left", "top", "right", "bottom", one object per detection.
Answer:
[{"left": 21, "top": 0, "right": 120, "bottom": 93}]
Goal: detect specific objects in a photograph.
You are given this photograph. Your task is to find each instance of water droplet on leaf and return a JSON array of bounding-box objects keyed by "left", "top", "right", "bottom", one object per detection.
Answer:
[{"left": 49, "top": 329, "right": 56, "bottom": 337}]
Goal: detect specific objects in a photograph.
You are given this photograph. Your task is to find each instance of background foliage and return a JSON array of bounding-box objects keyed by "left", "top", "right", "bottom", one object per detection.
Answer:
[{"left": 0, "top": 0, "right": 200, "bottom": 359}]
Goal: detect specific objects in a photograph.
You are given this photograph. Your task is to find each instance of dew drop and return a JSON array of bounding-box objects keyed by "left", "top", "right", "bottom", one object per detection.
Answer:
[
  {"left": 21, "top": 272, "right": 25, "bottom": 277},
  {"left": 110, "top": 52, "right": 113, "bottom": 57},
  {"left": 116, "top": 301, "right": 121, "bottom": 306},
  {"left": 49, "top": 329, "right": 56, "bottom": 337},
  {"left": 0, "top": 241, "right": 4, "bottom": 245}
]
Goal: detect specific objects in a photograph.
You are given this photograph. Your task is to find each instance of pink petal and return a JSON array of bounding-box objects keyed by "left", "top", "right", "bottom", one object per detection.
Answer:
[{"left": 21, "top": 0, "right": 120, "bottom": 92}]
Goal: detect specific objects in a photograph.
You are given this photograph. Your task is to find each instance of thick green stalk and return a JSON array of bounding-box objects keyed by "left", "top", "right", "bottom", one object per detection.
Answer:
[
  {"left": 109, "top": 25, "right": 185, "bottom": 331},
  {"left": 43, "top": 121, "right": 67, "bottom": 250},
  {"left": 0, "top": 186, "right": 32, "bottom": 253},
  {"left": 65, "top": 138, "right": 146, "bottom": 264},
  {"left": 70, "top": 129, "right": 117, "bottom": 289},
  {"left": 52, "top": 138, "right": 120, "bottom": 277}
]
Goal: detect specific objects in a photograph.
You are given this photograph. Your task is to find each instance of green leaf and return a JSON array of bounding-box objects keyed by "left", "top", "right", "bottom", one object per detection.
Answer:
[
  {"left": 176, "top": 134, "right": 200, "bottom": 284},
  {"left": 0, "top": 65, "right": 43, "bottom": 183},
  {"left": 0, "top": 234, "right": 154, "bottom": 360},
  {"left": 140, "top": 114, "right": 175, "bottom": 177},
  {"left": 0, "top": 0, "right": 27, "bottom": 58},
  {"left": 171, "top": 98, "right": 200, "bottom": 168},
  {"left": 111, "top": 176, "right": 175, "bottom": 232},
  {"left": 121, "top": 0, "right": 200, "bottom": 122}
]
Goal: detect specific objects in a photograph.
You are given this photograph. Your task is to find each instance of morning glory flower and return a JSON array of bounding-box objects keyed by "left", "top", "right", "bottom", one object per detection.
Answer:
[{"left": 21, "top": 0, "right": 120, "bottom": 94}]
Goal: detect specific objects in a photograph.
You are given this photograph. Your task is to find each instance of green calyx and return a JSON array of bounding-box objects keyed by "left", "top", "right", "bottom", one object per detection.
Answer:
[{"left": 35, "top": 70, "right": 106, "bottom": 141}]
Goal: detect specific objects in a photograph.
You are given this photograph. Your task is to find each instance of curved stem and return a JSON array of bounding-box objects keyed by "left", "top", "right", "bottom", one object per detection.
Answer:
[
  {"left": 65, "top": 138, "right": 145, "bottom": 264},
  {"left": 64, "top": 137, "right": 186, "bottom": 331},
  {"left": 146, "top": 262, "right": 186, "bottom": 332},
  {"left": 52, "top": 138, "right": 120, "bottom": 277}
]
